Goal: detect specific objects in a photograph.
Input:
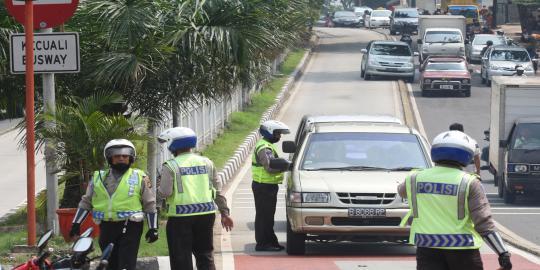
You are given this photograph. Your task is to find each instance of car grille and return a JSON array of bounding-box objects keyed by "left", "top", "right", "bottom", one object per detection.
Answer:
[
  {"left": 331, "top": 217, "right": 401, "bottom": 226},
  {"left": 378, "top": 62, "right": 404, "bottom": 67},
  {"left": 337, "top": 193, "right": 396, "bottom": 205}
]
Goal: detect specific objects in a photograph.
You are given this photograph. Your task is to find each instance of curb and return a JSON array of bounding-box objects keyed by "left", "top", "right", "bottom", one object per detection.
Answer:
[
  {"left": 495, "top": 221, "right": 540, "bottom": 257},
  {"left": 133, "top": 36, "right": 320, "bottom": 270}
]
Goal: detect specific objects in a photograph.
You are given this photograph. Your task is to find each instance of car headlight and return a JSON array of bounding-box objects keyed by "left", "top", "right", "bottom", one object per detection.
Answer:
[
  {"left": 462, "top": 79, "right": 469, "bottom": 84},
  {"left": 508, "top": 164, "right": 529, "bottom": 173},
  {"left": 424, "top": 79, "right": 431, "bottom": 83},
  {"left": 302, "top": 192, "right": 330, "bottom": 203}
]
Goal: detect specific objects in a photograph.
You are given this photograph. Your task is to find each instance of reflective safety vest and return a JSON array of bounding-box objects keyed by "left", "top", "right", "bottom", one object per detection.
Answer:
[
  {"left": 251, "top": 139, "right": 284, "bottom": 184},
  {"left": 92, "top": 168, "right": 144, "bottom": 222},
  {"left": 401, "top": 166, "right": 483, "bottom": 249},
  {"left": 165, "top": 153, "right": 216, "bottom": 217}
]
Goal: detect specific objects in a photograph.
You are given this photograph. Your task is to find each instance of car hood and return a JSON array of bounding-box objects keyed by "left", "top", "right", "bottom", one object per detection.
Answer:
[
  {"left": 472, "top": 44, "right": 485, "bottom": 51},
  {"left": 297, "top": 170, "right": 409, "bottom": 194},
  {"left": 393, "top": 18, "right": 418, "bottom": 23},
  {"left": 490, "top": 61, "right": 531, "bottom": 69},
  {"left": 423, "top": 70, "right": 470, "bottom": 78}
]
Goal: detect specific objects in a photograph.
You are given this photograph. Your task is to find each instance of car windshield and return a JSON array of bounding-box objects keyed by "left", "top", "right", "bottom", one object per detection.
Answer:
[
  {"left": 371, "top": 10, "right": 392, "bottom": 17},
  {"left": 371, "top": 44, "right": 411, "bottom": 56},
  {"left": 335, "top": 11, "right": 356, "bottom": 18},
  {"left": 425, "top": 62, "right": 467, "bottom": 71},
  {"left": 394, "top": 10, "right": 418, "bottom": 18},
  {"left": 301, "top": 132, "right": 428, "bottom": 170},
  {"left": 425, "top": 31, "right": 462, "bottom": 43},
  {"left": 511, "top": 123, "right": 540, "bottom": 150},
  {"left": 472, "top": 36, "right": 505, "bottom": 45},
  {"left": 448, "top": 7, "right": 478, "bottom": 19},
  {"left": 490, "top": 50, "right": 530, "bottom": 62}
]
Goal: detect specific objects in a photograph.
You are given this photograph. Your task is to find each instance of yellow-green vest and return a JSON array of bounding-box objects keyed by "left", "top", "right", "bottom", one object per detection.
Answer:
[
  {"left": 402, "top": 166, "right": 483, "bottom": 249},
  {"left": 165, "top": 153, "right": 216, "bottom": 217},
  {"left": 251, "top": 139, "right": 284, "bottom": 184},
  {"left": 92, "top": 168, "right": 144, "bottom": 222}
]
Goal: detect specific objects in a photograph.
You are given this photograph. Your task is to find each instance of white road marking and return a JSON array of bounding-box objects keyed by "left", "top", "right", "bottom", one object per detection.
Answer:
[
  {"left": 492, "top": 213, "right": 540, "bottom": 215},
  {"left": 491, "top": 207, "right": 540, "bottom": 210},
  {"left": 406, "top": 83, "right": 427, "bottom": 138}
]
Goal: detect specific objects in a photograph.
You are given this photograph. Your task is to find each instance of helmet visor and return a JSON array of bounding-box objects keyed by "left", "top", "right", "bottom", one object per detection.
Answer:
[{"left": 106, "top": 147, "right": 135, "bottom": 158}]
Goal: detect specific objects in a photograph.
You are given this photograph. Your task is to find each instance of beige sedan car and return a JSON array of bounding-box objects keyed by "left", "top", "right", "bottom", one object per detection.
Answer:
[{"left": 272, "top": 115, "right": 432, "bottom": 255}]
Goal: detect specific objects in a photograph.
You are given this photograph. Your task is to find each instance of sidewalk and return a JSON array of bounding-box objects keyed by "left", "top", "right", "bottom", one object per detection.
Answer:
[{"left": 0, "top": 118, "right": 22, "bottom": 135}]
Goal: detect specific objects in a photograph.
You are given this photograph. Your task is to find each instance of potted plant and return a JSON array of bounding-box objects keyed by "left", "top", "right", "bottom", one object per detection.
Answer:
[{"left": 29, "top": 92, "right": 146, "bottom": 241}]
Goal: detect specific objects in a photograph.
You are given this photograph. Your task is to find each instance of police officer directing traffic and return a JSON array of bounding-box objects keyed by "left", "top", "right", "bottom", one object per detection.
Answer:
[
  {"left": 398, "top": 131, "right": 512, "bottom": 270},
  {"left": 70, "top": 139, "right": 158, "bottom": 270},
  {"left": 157, "top": 127, "right": 234, "bottom": 270},
  {"left": 252, "top": 120, "right": 290, "bottom": 251}
]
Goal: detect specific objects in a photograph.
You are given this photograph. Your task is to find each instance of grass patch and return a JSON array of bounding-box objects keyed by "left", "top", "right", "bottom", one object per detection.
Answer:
[{"left": 203, "top": 49, "right": 307, "bottom": 169}]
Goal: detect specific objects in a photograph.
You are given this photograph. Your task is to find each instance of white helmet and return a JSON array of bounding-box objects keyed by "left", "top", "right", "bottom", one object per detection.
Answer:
[
  {"left": 158, "top": 127, "right": 197, "bottom": 152},
  {"left": 103, "top": 139, "right": 136, "bottom": 164},
  {"left": 259, "top": 120, "right": 290, "bottom": 142},
  {"left": 431, "top": 130, "right": 476, "bottom": 166}
]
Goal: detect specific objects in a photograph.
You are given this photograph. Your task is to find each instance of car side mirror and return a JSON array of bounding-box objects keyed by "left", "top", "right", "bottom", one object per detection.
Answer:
[
  {"left": 499, "top": 140, "right": 507, "bottom": 148},
  {"left": 282, "top": 140, "right": 297, "bottom": 153},
  {"left": 417, "top": 39, "right": 423, "bottom": 44},
  {"left": 269, "top": 158, "right": 292, "bottom": 171},
  {"left": 413, "top": 52, "right": 419, "bottom": 56},
  {"left": 361, "top": 48, "right": 368, "bottom": 54}
]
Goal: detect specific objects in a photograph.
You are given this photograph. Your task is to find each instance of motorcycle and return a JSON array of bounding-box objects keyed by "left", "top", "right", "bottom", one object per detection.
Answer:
[
  {"left": 12, "top": 228, "right": 113, "bottom": 270},
  {"left": 400, "top": 22, "right": 413, "bottom": 47}
]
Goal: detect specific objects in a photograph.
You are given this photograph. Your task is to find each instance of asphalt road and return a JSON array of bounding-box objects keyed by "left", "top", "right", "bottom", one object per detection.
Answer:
[{"left": 219, "top": 26, "right": 540, "bottom": 269}]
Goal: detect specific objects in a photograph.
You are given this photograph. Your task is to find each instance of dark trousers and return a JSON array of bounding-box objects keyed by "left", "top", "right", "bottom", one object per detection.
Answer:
[
  {"left": 166, "top": 214, "right": 216, "bottom": 270},
  {"left": 252, "top": 181, "right": 279, "bottom": 247},
  {"left": 416, "top": 247, "right": 484, "bottom": 270},
  {"left": 98, "top": 220, "right": 143, "bottom": 270}
]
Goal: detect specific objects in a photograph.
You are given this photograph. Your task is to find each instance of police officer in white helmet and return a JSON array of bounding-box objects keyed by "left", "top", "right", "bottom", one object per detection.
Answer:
[
  {"left": 157, "top": 127, "right": 233, "bottom": 270},
  {"left": 252, "top": 120, "right": 290, "bottom": 251},
  {"left": 70, "top": 139, "right": 158, "bottom": 270},
  {"left": 398, "top": 131, "right": 512, "bottom": 270}
]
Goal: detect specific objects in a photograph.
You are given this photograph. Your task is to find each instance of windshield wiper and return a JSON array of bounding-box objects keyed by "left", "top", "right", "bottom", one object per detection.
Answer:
[
  {"left": 307, "top": 166, "right": 389, "bottom": 171},
  {"left": 388, "top": 166, "right": 419, "bottom": 171}
]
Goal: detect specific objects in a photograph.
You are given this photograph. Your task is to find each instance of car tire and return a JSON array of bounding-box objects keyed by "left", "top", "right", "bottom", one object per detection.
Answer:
[
  {"left": 406, "top": 76, "right": 414, "bottom": 83},
  {"left": 286, "top": 220, "right": 306, "bottom": 255},
  {"left": 421, "top": 89, "right": 431, "bottom": 97},
  {"left": 463, "top": 89, "right": 471, "bottom": 97},
  {"left": 363, "top": 70, "right": 371, "bottom": 80},
  {"left": 502, "top": 179, "right": 516, "bottom": 204}
]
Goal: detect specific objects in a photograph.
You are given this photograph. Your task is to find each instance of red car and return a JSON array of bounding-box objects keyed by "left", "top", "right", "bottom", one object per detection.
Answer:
[{"left": 419, "top": 56, "right": 472, "bottom": 97}]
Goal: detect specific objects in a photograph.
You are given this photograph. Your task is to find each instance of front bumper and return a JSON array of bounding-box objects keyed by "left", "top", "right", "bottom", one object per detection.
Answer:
[
  {"left": 422, "top": 79, "right": 471, "bottom": 91},
  {"left": 287, "top": 207, "right": 410, "bottom": 236},
  {"left": 334, "top": 20, "right": 360, "bottom": 26},
  {"left": 370, "top": 20, "right": 390, "bottom": 27},
  {"left": 488, "top": 69, "right": 535, "bottom": 78},
  {"left": 507, "top": 175, "right": 540, "bottom": 194},
  {"left": 366, "top": 65, "right": 414, "bottom": 77},
  {"left": 391, "top": 24, "right": 418, "bottom": 32}
]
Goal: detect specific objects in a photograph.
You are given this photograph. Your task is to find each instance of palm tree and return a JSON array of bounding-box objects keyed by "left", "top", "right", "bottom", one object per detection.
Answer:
[{"left": 21, "top": 92, "right": 146, "bottom": 207}]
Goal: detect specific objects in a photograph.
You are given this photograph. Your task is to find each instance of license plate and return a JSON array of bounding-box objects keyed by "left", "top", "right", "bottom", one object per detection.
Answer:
[
  {"left": 348, "top": 208, "right": 386, "bottom": 218},
  {"left": 386, "top": 68, "right": 398, "bottom": 72},
  {"left": 531, "top": 164, "right": 540, "bottom": 172},
  {"left": 440, "top": 85, "right": 453, "bottom": 90}
]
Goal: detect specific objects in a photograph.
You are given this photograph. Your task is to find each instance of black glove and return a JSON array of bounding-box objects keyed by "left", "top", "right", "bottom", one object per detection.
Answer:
[
  {"left": 145, "top": 228, "right": 158, "bottom": 243},
  {"left": 499, "top": 252, "right": 512, "bottom": 270},
  {"left": 69, "top": 223, "right": 81, "bottom": 238}
]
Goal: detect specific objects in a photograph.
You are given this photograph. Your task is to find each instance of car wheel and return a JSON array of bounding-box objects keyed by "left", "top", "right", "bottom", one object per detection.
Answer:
[
  {"left": 406, "top": 76, "right": 414, "bottom": 83},
  {"left": 364, "top": 71, "right": 371, "bottom": 80},
  {"left": 502, "top": 179, "right": 516, "bottom": 204},
  {"left": 286, "top": 220, "right": 306, "bottom": 255},
  {"left": 463, "top": 89, "right": 471, "bottom": 97},
  {"left": 421, "top": 89, "right": 431, "bottom": 97}
]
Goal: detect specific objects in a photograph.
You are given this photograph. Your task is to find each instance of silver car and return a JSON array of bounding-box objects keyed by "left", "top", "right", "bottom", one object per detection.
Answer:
[
  {"left": 466, "top": 34, "right": 506, "bottom": 63},
  {"left": 480, "top": 45, "right": 535, "bottom": 86},
  {"left": 361, "top": 40, "right": 417, "bottom": 82},
  {"left": 365, "top": 9, "right": 392, "bottom": 29},
  {"left": 273, "top": 115, "right": 432, "bottom": 255}
]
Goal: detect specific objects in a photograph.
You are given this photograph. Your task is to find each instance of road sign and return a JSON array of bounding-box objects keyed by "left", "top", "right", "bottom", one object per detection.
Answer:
[
  {"left": 4, "top": 0, "right": 79, "bottom": 29},
  {"left": 10, "top": 32, "right": 80, "bottom": 74}
]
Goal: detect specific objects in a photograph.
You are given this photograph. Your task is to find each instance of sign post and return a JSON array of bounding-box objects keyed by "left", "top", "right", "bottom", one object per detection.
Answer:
[{"left": 23, "top": 0, "right": 37, "bottom": 246}]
